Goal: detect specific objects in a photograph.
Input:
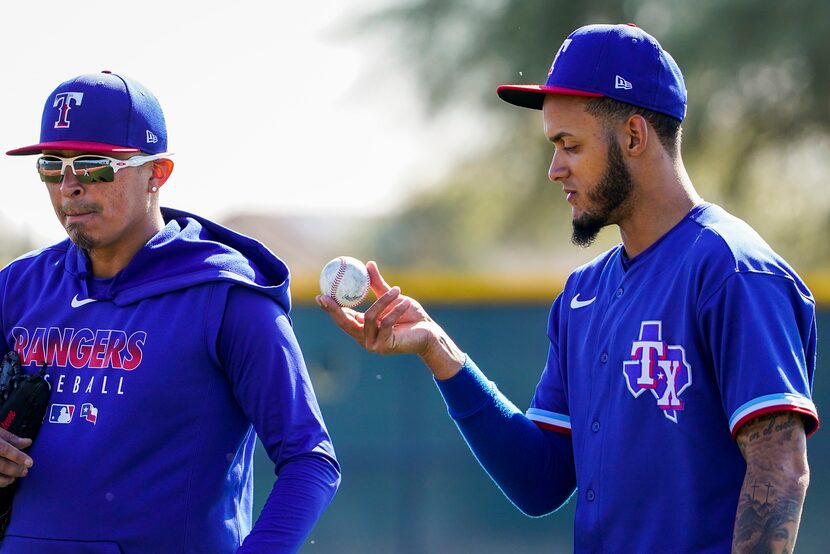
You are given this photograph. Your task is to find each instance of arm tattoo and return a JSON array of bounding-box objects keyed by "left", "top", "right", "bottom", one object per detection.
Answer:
[{"left": 733, "top": 410, "right": 809, "bottom": 554}]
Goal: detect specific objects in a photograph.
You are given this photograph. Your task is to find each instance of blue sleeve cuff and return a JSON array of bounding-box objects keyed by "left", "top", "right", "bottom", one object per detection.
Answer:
[{"left": 434, "top": 356, "right": 501, "bottom": 420}]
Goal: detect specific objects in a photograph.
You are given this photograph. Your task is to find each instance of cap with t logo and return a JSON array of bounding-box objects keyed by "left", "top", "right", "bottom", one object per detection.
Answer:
[
  {"left": 7, "top": 71, "right": 167, "bottom": 156},
  {"left": 497, "top": 23, "right": 687, "bottom": 121}
]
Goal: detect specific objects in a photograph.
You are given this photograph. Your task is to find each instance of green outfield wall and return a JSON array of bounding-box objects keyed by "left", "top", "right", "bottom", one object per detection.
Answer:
[{"left": 253, "top": 304, "right": 830, "bottom": 553}]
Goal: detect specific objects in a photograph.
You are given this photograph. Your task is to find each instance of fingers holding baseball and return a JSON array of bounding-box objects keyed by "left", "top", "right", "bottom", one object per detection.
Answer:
[
  {"left": 357, "top": 288, "right": 432, "bottom": 355},
  {"left": 366, "top": 261, "right": 392, "bottom": 298},
  {"left": 371, "top": 296, "right": 417, "bottom": 352},
  {"left": 362, "top": 286, "right": 404, "bottom": 346},
  {"left": 317, "top": 257, "right": 436, "bottom": 354},
  {"left": 316, "top": 295, "right": 366, "bottom": 339},
  {"left": 318, "top": 284, "right": 429, "bottom": 355}
]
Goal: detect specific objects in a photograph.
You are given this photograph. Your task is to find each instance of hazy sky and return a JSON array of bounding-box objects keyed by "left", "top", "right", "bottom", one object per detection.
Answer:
[{"left": 0, "top": 0, "right": 478, "bottom": 246}]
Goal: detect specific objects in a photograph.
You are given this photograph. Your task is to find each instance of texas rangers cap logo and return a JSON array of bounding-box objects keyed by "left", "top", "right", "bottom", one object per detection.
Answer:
[
  {"left": 623, "top": 320, "right": 692, "bottom": 423},
  {"left": 547, "top": 38, "right": 572, "bottom": 76},
  {"left": 53, "top": 92, "right": 84, "bottom": 129}
]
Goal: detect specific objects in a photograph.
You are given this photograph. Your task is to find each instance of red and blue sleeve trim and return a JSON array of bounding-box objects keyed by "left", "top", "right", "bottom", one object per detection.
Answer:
[
  {"left": 526, "top": 407, "right": 572, "bottom": 435},
  {"left": 729, "top": 393, "right": 819, "bottom": 439}
]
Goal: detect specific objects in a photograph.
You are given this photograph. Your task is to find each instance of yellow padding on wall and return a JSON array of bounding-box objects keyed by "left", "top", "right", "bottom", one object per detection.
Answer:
[{"left": 292, "top": 269, "right": 830, "bottom": 306}]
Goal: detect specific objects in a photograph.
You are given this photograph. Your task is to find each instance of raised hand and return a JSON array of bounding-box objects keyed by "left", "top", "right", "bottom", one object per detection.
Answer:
[{"left": 316, "top": 261, "right": 465, "bottom": 379}]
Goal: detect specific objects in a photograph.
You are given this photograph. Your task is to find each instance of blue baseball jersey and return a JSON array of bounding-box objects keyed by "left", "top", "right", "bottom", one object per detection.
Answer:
[
  {"left": 0, "top": 208, "right": 339, "bottom": 553},
  {"left": 526, "top": 203, "right": 818, "bottom": 552}
]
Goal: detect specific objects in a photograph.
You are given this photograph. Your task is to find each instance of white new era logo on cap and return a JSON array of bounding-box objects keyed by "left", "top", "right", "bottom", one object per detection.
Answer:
[
  {"left": 146, "top": 130, "right": 158, "bottom": 143},
  {"left": 615, "top": 75, "right": 633, "bottom": 90}
]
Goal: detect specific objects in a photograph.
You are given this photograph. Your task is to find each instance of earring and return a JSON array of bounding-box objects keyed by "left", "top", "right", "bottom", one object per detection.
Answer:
[{"left": 151, "top": 186, "right": 158, "bottom": 192}]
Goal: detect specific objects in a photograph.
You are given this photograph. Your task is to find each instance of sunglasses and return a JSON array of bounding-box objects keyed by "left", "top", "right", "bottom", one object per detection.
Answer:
[{"left": 36, "top": 153, "right": 171, "bottom": 184}]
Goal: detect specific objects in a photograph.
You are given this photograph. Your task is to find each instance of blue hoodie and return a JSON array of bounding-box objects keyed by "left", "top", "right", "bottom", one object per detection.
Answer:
[{"left": 0, "top": 208, "right": 340, "bottom": 553}]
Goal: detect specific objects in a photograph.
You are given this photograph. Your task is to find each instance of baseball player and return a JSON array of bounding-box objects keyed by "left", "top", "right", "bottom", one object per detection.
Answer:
[
  {"left": 0, "top": 72, "right": 340, "bottom": 552},
  {"left": 317, "top": 24, "right": 819, "bottom": 552}
]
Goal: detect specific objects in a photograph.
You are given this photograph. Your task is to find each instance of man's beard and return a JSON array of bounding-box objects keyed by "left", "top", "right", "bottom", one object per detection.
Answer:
[
  {"left": 62, "top": 202, "right": 100, "bottom": 251},
  {"left": 65, "top": 224, "right": 97, "bottom": 251},
  {"left": 571, "top": 137, "right": 635, "bottom": 247}
]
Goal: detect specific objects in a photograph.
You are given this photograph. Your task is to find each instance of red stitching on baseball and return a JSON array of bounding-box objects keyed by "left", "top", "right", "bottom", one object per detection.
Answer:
[{"left": 330, "top": 257, "right": 347, "bottom": 302}]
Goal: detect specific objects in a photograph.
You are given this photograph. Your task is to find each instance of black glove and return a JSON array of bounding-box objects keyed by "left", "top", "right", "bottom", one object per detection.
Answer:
[{"left": 0, "top": 352, "right": 51, "bottom": 538}]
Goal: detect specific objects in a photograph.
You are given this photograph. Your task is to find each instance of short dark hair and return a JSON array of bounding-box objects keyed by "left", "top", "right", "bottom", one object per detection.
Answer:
[{"left": 584, "top": 97, "right": 682, "bottom": 156}]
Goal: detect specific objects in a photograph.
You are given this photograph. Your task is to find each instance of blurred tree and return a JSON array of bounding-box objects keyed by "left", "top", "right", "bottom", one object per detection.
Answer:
[{"left": 358, "top": 0, "right": 830, "bottom": 271}]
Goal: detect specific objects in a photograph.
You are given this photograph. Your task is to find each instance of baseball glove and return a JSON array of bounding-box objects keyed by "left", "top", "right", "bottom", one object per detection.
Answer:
[{"left": 0, "top": 351, "right": 51, "bottom": 537}]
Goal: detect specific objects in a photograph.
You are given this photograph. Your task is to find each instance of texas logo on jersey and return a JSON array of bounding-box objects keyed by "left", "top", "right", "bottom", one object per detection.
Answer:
[
  {"left": 623, "top": 320, "right": 692, "bottom": 423},
  {"left": 80, "top": 402, "right": 98, "bottom": 424}
]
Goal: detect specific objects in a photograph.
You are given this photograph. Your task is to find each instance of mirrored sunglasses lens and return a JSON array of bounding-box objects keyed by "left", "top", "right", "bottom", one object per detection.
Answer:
[
  {"left": 37, "top": 157, "right": 64, "bottom": 183},
  {"left": 73, "top": 158, "right": 115, "bottom": 183}
]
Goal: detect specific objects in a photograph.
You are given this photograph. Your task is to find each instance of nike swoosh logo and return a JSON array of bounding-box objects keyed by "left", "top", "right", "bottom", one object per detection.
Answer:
[
  {"left": 71, "top": 294, "right": 97, "bottom": 308},
  {"left": 570, "top": 294, "right": 596, "bottom": 309}
]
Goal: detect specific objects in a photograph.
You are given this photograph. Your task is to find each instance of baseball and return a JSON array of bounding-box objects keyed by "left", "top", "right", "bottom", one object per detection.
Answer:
[{"left": 320, "top": 256, "right": 371, "bottom": 308}]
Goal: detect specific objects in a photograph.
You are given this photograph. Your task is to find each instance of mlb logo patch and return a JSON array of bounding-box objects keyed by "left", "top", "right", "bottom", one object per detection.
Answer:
[{"left": 49, "top": 404, "right": 75, "bottom": 424}]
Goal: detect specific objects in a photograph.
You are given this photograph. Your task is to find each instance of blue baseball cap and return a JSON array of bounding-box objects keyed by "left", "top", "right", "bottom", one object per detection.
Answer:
[
  {"left": 497, "top": 24, "right": 687, "bottom": 121},
  {"left": 7, "top": 71, "right": 168, "bottom": 156}
]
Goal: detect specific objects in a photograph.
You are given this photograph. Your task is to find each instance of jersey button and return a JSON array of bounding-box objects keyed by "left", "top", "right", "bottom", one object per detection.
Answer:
[
  {"left": 591, "top": 421, "right": 600, "bottom": 432},
  {"left": 615, "top": 287, "right": 624, "bottom": 297},
  {"left": 586, "top": 489, "right": 596, "bottom": 502},
  {"left": 600, "top": 352, "right": 608, "bottom": 363}
]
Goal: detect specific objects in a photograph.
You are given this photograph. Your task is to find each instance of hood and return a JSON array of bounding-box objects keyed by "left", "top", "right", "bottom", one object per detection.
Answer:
[{"left": 64, "top": 207, "right": 291, "bottom": 311}]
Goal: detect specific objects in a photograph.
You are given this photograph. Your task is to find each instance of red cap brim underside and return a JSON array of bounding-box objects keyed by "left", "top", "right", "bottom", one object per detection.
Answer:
[
  {"left": 6, "top": 141, "right": 139, "bottom": 156},
  {"left": 497, "top": 84, "right": 604, "bottom": 110}
]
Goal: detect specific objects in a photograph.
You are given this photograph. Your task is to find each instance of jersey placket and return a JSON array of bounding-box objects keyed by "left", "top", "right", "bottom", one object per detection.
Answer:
[{"left": 575, "top": 259, "right": 631, "bottom": 548}]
